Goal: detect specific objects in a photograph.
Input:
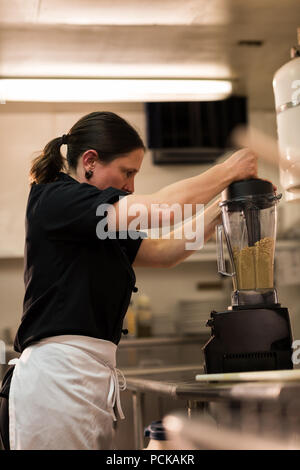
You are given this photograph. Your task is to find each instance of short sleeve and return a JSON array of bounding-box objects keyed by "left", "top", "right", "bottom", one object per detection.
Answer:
[{"left": 40, "top": 180, "right": 128, "bottom": 242}]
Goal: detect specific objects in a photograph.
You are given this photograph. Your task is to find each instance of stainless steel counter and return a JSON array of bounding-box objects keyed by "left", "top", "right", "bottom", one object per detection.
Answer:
[
  {"left": 118, "top": 335, "right": 208, "bottom": 348},
  {"left": 123, "top": 365, "right": 300, "bottom": 449},
  {"left": 116, "top": 334, "right": 208, "bottom": 369},
  {"left": 124, "top": 365, "right": 300, "bottom": 401}
]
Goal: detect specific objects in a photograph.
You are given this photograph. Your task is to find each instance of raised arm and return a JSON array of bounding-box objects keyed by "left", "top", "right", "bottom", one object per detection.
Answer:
[
  {"left": 112, "top": 148, "right": 257, "bottom": 230},
  {"left": 133, "top": 199, "right": 221, "bottom": 268}
]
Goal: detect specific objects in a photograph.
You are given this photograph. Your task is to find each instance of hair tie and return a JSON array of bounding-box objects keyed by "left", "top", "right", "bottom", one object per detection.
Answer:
[{"left": 61, "top": 134, "right": 69, "bottom": 145}]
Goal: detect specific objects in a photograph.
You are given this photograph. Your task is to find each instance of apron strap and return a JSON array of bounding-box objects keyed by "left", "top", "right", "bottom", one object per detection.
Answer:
[
  {"left": 108, "top": 367, "right": 126, "bottom": 421},
  {"left": 8, "top": 359, "right": 19, "bottom": 366}
]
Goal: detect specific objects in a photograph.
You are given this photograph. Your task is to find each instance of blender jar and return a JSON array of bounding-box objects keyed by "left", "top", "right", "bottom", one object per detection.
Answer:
[{"left": 216, "top": 179, "right": 281, "bottom": 306}]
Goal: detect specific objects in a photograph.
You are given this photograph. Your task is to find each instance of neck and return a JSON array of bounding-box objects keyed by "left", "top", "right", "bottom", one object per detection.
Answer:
[{"left": 68, "top": 168, "right": 82, "bottom": 183}]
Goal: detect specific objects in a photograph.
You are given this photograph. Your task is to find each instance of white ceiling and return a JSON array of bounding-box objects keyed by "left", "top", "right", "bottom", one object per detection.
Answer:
[{"left": 0, "top": 0, "right": 299, "bottom": 108}]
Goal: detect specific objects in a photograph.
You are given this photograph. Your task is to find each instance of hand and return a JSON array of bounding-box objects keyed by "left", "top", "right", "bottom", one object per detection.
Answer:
[
  {"left": 222, "top": 148, "right": 258, "bottom": 183},
  {"left": 261, "top": 178, "right": 277, "bottom": 192}
]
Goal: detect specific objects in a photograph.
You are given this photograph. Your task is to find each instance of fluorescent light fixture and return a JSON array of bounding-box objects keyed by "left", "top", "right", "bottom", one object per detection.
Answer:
[{"left": 0, "top": 78, "right": 232, "bottom": 103}]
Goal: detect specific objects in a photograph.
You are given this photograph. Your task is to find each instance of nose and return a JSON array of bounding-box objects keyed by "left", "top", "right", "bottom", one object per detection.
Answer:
[{"left": 123, "top": 180, "right": 134, "bottom": 194}]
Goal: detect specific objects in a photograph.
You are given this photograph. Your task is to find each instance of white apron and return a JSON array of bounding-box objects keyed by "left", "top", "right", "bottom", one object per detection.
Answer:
[{"left": 8, "top": 335, "right": 126, "bottom": 450}]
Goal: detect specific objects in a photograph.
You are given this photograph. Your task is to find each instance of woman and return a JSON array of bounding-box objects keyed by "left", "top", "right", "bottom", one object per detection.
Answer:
[{"left": 0, "top": 111, "right": 257, "bottom": 450}]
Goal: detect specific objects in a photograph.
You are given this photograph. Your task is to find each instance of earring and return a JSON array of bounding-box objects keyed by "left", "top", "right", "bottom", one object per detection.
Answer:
[{"left": 85, "top": 169, "right": 93, "bottom": 180}]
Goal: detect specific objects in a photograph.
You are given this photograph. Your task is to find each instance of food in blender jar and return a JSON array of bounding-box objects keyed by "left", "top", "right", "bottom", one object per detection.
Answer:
[{"left": 233, "top": 237, "right": 275, "bottom": 289}]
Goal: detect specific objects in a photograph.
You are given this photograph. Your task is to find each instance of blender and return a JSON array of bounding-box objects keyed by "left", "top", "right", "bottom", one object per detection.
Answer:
[{"left": 204, "top": 178, "right": 293, "bottom": 373}]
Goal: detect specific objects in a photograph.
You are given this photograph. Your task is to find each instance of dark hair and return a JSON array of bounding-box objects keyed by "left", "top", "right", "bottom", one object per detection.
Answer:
[{"left": 30, "top": 111, "right": 145, "bottom": 184}]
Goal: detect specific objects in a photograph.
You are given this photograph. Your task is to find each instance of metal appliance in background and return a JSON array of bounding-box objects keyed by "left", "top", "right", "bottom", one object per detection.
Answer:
[
  {"left": 204, "top": 178, "right": 293, "bottom": 373},
  {"left": 273, "top": 27, "right": 300, "bottom": 200}
]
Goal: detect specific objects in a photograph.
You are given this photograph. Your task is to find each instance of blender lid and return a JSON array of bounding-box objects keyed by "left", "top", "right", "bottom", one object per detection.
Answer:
[{"left": 222, "top": 178, "right": 275, "bottom": 201}]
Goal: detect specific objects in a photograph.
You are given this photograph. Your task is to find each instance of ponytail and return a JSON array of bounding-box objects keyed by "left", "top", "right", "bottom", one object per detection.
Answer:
[
  {"left": 30, "top": 137, "right": 66, "bottom": 185},
  {"left": 29, "top": 111, "right": 145, "bottom": 185}
]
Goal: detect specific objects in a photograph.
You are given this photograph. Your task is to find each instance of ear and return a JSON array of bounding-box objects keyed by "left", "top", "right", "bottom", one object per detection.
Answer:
[{"left": 81, "top": 150, "right": 99, "bottom": 170}]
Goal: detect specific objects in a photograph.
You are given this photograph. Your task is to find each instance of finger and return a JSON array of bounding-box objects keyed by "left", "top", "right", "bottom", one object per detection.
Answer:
[{"left": 260, "top": 178, "right": 277, "bottom": 192}]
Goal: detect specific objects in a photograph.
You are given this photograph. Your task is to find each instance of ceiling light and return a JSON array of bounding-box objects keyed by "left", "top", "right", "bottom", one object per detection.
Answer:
[{"left": 0, "top": 78, "right": 233, "bottom": 103}]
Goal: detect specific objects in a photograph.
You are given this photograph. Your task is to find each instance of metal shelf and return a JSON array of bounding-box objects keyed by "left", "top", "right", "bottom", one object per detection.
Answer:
[{"left": 183, "top": 239, "right": 300, "bottom": 263}]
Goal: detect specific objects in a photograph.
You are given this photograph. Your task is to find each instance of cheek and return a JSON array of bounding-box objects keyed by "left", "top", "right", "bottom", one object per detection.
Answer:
[
  {"left": 94, "top": 164, "right": 125, "bottom": 189},
  {"left": 101, "top": 167, "right": 124, "bottom": 189},
  {"left": 109, "top": 171, "right": 124, "bottom": 187}
]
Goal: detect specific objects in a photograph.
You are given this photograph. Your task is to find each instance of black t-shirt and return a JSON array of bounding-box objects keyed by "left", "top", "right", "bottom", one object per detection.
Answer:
[{"left": 14, "top": 172, "right": 145, "bottom": 353}]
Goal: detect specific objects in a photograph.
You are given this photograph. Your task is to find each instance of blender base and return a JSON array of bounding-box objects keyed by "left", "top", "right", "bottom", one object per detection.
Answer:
[{"left": 203, "top": 306, "right": 293, "bottom": 374}]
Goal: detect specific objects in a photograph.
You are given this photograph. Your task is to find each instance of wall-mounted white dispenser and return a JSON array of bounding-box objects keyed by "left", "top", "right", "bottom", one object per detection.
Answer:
[{"left": 273, "top": 28, "right": 300, "bottom": 197}]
